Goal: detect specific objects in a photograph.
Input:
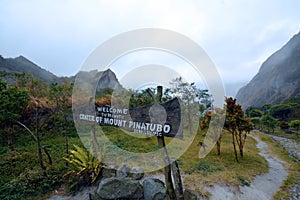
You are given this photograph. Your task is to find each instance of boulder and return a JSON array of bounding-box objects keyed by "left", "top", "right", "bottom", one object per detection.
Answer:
[
  {"left": 97, "top": 177, "right": 143, "bottom": 199},
  {"left": 116, "top": 163, "right": 130, "bottom": 177},
  {"left": 143, "top": 178, "right": 167, "bottom": 200},
  {"left": 131, "top": 166, "right": 144, "bottom": 180},
  {"left": 102, "top": 167, "right": 116, "bottom": 178}
]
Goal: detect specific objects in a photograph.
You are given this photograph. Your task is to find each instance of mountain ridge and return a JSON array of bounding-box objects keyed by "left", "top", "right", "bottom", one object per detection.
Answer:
[
  {"left": 236, "top": 31, "right": 300, "bottom": 109},
  {"left": 0, "top": 55, "right": 122, "bottom": 91},
  {"left": 0, "top": 55, "right": 61, "bottom": 84}
]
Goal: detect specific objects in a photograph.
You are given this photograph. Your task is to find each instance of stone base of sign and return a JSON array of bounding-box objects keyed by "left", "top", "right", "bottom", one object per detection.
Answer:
[{"left": 96, "top": 163, "right": 202, "bottom": 200}]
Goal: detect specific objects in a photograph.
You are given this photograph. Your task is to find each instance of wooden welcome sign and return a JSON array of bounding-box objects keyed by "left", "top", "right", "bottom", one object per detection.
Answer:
[{"left": 95, "top": 97, "right": 183, "bottom": 139}]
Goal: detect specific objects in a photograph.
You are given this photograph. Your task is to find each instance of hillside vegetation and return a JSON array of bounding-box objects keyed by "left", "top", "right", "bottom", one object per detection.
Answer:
[{"left": 0, "top": 71, "right": 274, "bottom": 199}]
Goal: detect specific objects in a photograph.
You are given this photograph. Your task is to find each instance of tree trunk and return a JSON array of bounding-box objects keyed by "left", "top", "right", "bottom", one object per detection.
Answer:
[
  {"left": 15, "top": 120, "right": 52, "bottom": 165},
  {"left": 232, "top": 132, "right": 239, "bottom": 162},
  {"left": 36, "top": 106, "right": 47, "bottom": 176},
  {"left": 216, "top": 139, "right": 221, "bottom": 156},
  {"left": 37, "top": 127, "right": 46, "bottom": 175},
  {"left": 238, "top": 132, "right": 243, "bottom": 158}
]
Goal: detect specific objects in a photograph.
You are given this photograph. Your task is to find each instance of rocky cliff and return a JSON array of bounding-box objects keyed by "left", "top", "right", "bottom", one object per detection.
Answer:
[{"left": 236, "top": 31, "right": 300, "bottom": 109}]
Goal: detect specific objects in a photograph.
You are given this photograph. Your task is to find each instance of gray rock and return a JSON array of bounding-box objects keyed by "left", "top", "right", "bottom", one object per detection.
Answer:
[
  {"left": 131, "top": 166, "right": 144, "bottom": 180},
  {"left": 143, "top": 178, "right": 167, "bottom": 200},
  {"left": 116, "top": 163, "right": 130, "bottom": 177},
  {"left": 183, "top": 189, "right": 198, "bottom": 200},
  {"left": 102, "top": 168, "right": 116, "bottom": 178},
  {"left": 97, "top": 177, "right": 143, "bottom": 199}
]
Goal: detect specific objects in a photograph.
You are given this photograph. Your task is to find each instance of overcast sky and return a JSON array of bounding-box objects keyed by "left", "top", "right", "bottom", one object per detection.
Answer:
[{"left": 0, "top": 0, "right": 299, "bottom": 90}]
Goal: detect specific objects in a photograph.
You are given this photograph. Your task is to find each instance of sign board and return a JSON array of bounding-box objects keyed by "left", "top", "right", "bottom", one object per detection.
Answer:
[{"left": 79, "top": 97, "right": 183, "bottom": 139}]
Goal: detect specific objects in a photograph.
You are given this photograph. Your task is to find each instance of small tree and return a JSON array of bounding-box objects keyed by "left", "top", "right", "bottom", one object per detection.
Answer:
[
  {"left": 167, "top": 77, "right": 211, "bottom": 134},
  {"left": 200, "top": 109, "right": 224, "bottom": 156},
  {"left": 245, "top": 107, "right": 262, "bottom": 118},
  {"left": 224, "top": 97, "right": 253, "bottom": 162},
  {"left": 290, "top": 120, "right": 300, "bottom": 135},
  {"left": 49, "top": 80, "right": 72, "bottom": 156},
  {"left": 250, "top": 117, "right": 260, "bottom": 129},
  {"left": 236, "top": 117, "right": 253, "bottom": 158},
  {"left": 0, "top": 78, "right": 29, "bottom": 153},
  {"left": 261, "top": 114, "right": 278, "bottom": 133}
]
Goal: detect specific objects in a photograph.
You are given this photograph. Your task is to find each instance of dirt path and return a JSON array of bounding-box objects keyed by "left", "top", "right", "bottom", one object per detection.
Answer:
[{"left": 207, "top": 134, "right": 288, "bottom": 200}]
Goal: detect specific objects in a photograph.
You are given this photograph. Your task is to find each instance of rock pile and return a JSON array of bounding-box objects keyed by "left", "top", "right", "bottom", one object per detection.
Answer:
[
  {"left": 97, "top": 163, "right": 167, "bottom": 200},
  {"left": 97, "top": 163, "right": 202, "bottom": 200}
]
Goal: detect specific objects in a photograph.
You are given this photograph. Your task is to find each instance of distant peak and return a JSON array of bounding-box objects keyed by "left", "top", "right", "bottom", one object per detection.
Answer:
[{"left": 15, "top": 55, "right": 28, "bottom": 61}]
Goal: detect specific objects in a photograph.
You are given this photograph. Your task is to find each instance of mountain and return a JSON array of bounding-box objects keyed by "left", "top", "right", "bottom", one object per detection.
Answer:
[
  {"left": 75, "top": 69, "right": 123, "bottom": 93},
  {"left": 0, "top": 55, "right": 123, "bottom": 91},
  {"left": 0, "top": 55, "right": 61, "bottom": 84},
  {"left": 236, "top": 31, "right": 300, "bottom": 109}
]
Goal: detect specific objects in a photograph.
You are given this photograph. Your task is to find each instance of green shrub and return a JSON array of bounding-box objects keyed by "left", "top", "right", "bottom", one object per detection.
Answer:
[{"left": 63, "top": 144, "right": 106, "bottom": 192}]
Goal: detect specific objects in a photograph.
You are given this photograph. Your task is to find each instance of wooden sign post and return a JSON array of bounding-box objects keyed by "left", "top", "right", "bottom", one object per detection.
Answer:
[{"left": 146, "top": 86, "right": 176, "bottom": 199}]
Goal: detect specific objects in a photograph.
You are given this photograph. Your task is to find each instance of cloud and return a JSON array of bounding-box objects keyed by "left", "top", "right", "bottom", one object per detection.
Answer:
[{"left": 0, "top": 0, "right": 300, "bottom": 82}]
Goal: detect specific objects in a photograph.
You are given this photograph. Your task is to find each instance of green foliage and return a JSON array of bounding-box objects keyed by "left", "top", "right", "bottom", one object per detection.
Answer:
[
  {"left": 261, "top": 114, "right": 278, "bottom": 133},
  {"left": 0, "top": 168, "right": 61, "bottom": 200},
  {"left": 167, "top": 77, "right": 212, "bottom": 112},
  {"left": 284, "top": 94, "right": 300, "bottom": 104},
  {"left": 290, "top": 120, "right": 300, "bottom": 132},
  {"left": 0, "top": 78, "right": 29, "bottom": 122},
  {"left": 0, "top": 78, "right": 30, "bottom": 152},
  {"left": 225, "top": 97, "right": 254, "bottom": 162},
  {"left": 48, "top": 80, "right": 73, "bottom": 132},
  {"left": 270, "top": 103, "right": 296, "bottom": 120},
  {"left": 63, "top": 144, "right": 106, "bottom": 191},
  {"left": 0, "top": 137, "right": 69, "bottom": 200},
  {"left": 245, "top": 107, "right": 262, "bottom": 118},
  {"left": 250, "top": 117, "right": 260, "bottom": 128},
  {"left": 129, "top": 88, "right": 156, "bottom": 108},
  {"left": 49, "top": 80, "right": 72, "bottom": 109},
  {"left": 262, "top": 104, "right": 271, "bottom": 114},
  {"left": 0, "top": 71, "right": 33, "bottom": 89}
]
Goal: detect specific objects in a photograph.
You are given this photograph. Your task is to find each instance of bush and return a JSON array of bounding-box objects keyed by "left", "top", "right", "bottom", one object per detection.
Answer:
[
  {"left": 0, "top": 168, "right": 62, "bottom": 200},
  {"left": 63, "top": 144, "right": 106, "bottom": 192}
]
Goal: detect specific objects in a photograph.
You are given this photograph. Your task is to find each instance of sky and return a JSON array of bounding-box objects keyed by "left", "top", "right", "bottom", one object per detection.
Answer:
[{"left": 0, "top": 0, "right": 300, "bottom": 95}]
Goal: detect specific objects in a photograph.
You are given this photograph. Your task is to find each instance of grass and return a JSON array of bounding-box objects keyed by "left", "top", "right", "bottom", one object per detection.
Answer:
[
  {"left": 178, "top": 130, "right": 268, "bottom": 193},
  {"left": 0, "top": 135, "right": 83, "bottom": 200},
  {"left": 0, "top": 126, "right": 272, "bottom": 199},
  {"left": 253, "top": 132, "right": 300, "bottom": 200},
  {"left": 97, "top": 126, "right": 269, "bottom": 193}
]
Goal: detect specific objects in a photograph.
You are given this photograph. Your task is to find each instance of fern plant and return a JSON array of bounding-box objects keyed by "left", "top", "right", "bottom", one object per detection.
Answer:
[{"left": 63, "top": 144, "right": 106, "bottom": 191}]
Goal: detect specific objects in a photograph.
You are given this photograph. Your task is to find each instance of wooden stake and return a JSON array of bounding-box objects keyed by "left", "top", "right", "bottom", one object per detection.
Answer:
[{"left": 147, "top": 86, "right": 176, "bottom": 199}]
